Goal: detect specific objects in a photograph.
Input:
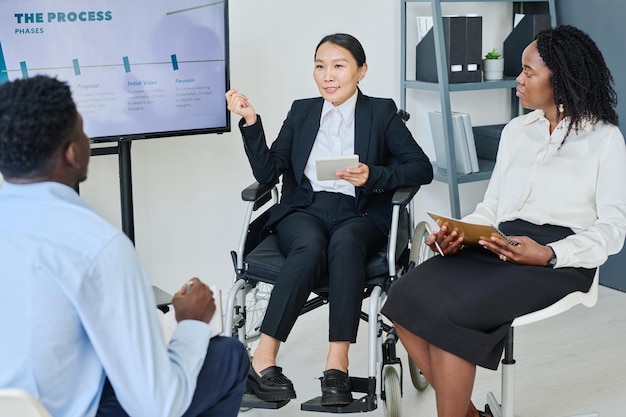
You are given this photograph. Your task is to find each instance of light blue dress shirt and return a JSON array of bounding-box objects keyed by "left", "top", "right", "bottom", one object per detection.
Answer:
[{"left": 0, "top": 182, "right": 212, "bottom": 417}]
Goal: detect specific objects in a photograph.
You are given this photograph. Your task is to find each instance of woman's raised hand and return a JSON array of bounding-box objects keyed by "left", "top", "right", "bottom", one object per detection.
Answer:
[{"left": 225, "top": 88, "right": 258, "bottom": 126}]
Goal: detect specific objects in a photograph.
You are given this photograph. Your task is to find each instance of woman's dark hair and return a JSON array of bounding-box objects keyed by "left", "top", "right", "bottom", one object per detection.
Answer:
[
  {"left": 0, "top": 75, "right": 78, "bottom": 179},
  {"left": 535, "top": 24, "right": 619, "bottom": 139},
  {"left": 315, "top": 33, "right": 366, "bottom": 67}
]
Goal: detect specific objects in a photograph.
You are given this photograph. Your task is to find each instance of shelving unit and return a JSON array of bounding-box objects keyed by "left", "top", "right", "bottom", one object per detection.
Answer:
[{"left": 400, "top": 0, "right": 556, "bottom": 218}]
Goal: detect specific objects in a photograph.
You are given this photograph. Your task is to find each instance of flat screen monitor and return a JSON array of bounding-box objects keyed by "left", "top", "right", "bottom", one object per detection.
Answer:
[{"left": 0, "top": 0, "right": 230, "bottom": 142}]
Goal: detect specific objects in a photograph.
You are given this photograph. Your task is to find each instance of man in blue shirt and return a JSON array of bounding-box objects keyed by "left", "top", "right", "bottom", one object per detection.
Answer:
[{"left": 0, "top": 75, "right": 248, "bottom": 417}]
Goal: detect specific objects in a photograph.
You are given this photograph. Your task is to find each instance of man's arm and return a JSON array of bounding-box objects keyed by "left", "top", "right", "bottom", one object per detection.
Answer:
[{"left": 77, "top": 234, "right": 211, "bottom": 417}]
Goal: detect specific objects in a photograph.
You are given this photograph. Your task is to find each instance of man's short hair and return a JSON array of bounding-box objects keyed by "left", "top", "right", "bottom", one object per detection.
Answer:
[{"left": 0, "top": 75, "right": 78, "bottom": 179}]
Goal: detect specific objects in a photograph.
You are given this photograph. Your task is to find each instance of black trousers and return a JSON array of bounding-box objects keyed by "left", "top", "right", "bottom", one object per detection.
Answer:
[{"left": 260, "top": 192, "right": 386, "bottom": 343}]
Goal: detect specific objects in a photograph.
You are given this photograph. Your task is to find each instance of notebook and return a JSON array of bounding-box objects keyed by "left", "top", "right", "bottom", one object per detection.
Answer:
[{"left": 427, "top": 212, "right": 518, "bottom": 246}]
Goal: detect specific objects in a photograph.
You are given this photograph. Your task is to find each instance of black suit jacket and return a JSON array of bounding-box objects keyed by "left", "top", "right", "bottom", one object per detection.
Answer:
[{"left": 239, "top": 91, "right": 433, "bottom": 233}]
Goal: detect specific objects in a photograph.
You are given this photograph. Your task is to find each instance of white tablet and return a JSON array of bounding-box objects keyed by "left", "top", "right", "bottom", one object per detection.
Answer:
[{"left": 315, "top": 155, "right": 359, "bottom": 181}]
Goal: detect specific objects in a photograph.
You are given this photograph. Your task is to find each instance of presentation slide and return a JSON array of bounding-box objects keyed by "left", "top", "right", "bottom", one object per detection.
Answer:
[{"left": 0, "top": 0, "right": 229, "bottom": 141}]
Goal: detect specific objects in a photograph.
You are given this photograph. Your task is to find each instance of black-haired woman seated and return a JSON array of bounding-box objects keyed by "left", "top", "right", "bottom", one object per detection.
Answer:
[
  {"left": 383, "top": 25, "right": 626, "bottom": 417},
  {"left": 226, "top": 33, "right": 433, "bottom": 405}
]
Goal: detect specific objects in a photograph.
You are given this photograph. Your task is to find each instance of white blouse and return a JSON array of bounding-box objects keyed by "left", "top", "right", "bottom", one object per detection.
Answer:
[
  {"left": 304, "top": 90, "right": 357, "bottom": 197},
  {"left": 463, "top": 110, "right": 626, "bottom": 268}
]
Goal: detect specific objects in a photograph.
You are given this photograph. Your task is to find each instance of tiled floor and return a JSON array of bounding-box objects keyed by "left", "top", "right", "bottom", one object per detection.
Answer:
[{"left": 237, "top": 285, "right": 626, "bottom": 417}]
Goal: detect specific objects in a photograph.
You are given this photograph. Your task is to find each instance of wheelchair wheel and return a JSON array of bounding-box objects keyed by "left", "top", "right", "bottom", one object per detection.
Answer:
[
  {"left": 409, "top": 221, "right": 437, "bottom": 267},
  {"left": 406, "top": 221, "right": 432, "bottom": 393},
  {"left": 382, "top": 365, "right": 402, "bottom": 417},
  {"left": 241, "top": 281, "right": 273, "bottom": 353},
  {"left": 408, "top": 356, "right": 429, "bottom": 391}
]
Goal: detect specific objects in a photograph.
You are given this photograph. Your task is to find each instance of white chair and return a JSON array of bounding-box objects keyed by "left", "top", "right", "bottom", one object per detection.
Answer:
[
  {"left": 0, "top": 388, "right": 52, "bottom": 417},
  {"left": 485, "top": 269, "right": 601, "bottom": 417}
]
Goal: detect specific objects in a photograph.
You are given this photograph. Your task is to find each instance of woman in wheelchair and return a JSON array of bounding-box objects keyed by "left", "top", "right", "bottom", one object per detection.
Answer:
[
  {"left": 382, "top": 25, "right": 626, "bottom": 417},
  {"left": 225, "top": 33, "right": 433, "bottom": 405}
]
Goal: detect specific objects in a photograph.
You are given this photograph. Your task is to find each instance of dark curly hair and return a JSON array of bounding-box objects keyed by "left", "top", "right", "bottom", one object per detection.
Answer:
[
  {"left": 535, "top": 25, "right": 619, "bottom": 142},
  {"left": 0, "top": 75, "right": 78, "bottom": 179}
]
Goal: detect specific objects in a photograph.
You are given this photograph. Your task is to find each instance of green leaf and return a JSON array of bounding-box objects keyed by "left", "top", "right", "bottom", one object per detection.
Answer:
[{"left": 484, "top": 48, "right": 501, "bottom": 60}]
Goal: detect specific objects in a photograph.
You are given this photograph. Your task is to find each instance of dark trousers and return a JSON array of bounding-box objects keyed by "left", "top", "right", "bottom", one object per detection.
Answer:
[
  {"left": 96, "top": 336, "right": 249, "bottom": 417},
  {"left": 260, "top": 192, "right": 386, "bottom": 343}
]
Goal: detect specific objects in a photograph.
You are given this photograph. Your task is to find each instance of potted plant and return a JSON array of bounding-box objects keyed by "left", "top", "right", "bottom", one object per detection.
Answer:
[{"left": 483, "top": 48, "right": 504, "bottom": 81}]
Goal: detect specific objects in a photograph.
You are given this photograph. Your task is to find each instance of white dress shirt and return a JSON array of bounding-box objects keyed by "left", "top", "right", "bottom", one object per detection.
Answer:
[
  {"left": 463, "top": 110, "right": 626, "bottom": 268},
  {"left": 304, "top": 90, "right": 358, "bottom": 197},
  {"left": 0, "top": 182, "right": 213, "bottom": 417}
]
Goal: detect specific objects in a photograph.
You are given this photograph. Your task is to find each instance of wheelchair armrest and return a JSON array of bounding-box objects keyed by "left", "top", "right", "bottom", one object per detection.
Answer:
[
  {"left": 241, "top": 181, "right": 277, "bottom": 211},
  {"left": 391, "top": 186, "right": 420, "bottom": 209},
  {"left": 241, "top": 181, "right": 275, "bottom": 202}
]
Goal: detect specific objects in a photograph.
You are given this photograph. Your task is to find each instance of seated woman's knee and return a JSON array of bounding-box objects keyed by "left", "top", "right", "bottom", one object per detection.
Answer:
[{"left": 328, "top": 230, "right": 368, "bottom": 258}]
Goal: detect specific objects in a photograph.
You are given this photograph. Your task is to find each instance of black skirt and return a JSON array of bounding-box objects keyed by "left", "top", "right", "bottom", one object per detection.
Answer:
[{"left": 381, "top": 220, "right": 595, "bottom": 370}]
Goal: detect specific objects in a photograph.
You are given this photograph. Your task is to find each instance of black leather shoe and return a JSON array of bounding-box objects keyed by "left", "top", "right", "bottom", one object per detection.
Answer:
[
  {"left": 246, "top": 365, "right": 296, "bottom": 402},
  {"left": 320, "top": 369, "right": 353, "bottom": 406}
]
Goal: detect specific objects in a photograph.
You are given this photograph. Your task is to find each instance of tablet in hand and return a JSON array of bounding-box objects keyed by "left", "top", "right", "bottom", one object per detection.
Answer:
[{"left": 315, "top": 155, "right": 359, "bottom": 181}]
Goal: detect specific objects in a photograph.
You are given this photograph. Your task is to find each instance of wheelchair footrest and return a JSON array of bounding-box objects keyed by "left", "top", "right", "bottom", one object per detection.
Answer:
[
  {"left": 300, "top": 393, "right": 377, "bottom": 414},
  {"left": 240, "top": 393, "right": 290, "bottom": 409},
  {"left": 300, "top": 377, "right": 377, "bottom": 413}
]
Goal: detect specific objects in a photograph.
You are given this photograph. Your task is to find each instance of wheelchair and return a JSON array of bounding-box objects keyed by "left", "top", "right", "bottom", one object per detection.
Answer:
[{"left": 223, "top": 175, "right": 438, "bottom": 415}]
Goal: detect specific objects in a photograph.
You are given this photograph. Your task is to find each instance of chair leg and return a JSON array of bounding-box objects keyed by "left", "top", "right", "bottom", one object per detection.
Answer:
[
  {"left": 501, "top": 327, "right": 516, "bottom": 417},
  {"left": 485, "top": 327, "right": 600, "bottom": 417},
  {"left": 486, "top": 327, "right": 515, "bottom": 417}
]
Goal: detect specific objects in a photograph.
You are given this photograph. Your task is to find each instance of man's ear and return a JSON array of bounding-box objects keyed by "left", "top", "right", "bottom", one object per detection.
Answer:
[{"left": 63, "top": 140, "right": 82, "bottom": 170}]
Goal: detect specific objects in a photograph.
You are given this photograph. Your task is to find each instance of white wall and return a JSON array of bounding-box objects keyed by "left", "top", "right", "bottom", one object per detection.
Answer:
[{"left": 78, "top": 0, "right": 516, "bottom": 296}]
